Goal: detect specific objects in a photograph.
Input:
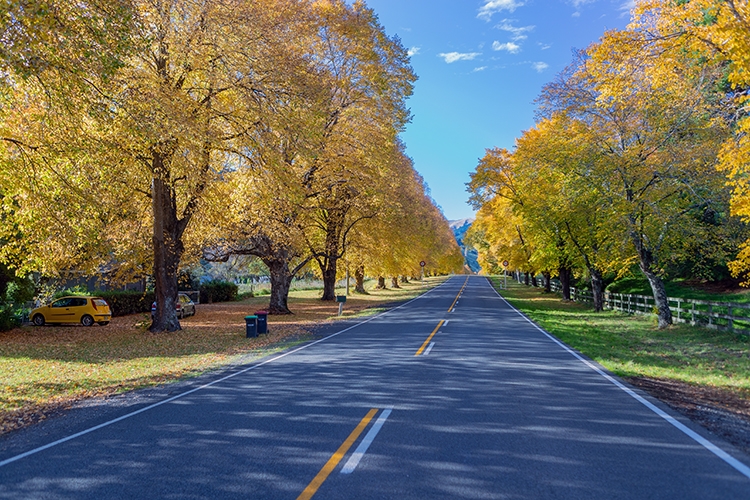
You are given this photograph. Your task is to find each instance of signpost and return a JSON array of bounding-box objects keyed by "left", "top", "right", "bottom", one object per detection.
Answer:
[
  {"left": 420, "top": 260, "right": 426, "bottom": 283},
  {"left": 502, "top": 260, "right": 509, "bottom": 289}
]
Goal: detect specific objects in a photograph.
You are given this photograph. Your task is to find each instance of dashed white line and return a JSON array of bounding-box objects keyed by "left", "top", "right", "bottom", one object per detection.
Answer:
[
  {"left": 341, "top": 408, "right": 393, "bottom": 474},
  {"left": 424, "top": 342, "right": 435, "bottom": 355}
]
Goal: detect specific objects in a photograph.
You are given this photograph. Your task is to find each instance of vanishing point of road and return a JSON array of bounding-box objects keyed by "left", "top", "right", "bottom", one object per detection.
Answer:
[{"left": 1, "top": 275, "right": 749, "bottom": 499}]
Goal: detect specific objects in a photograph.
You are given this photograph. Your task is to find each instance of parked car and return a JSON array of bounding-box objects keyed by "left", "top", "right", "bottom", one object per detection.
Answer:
[
  {"left": 151, "top": 293, "right": 196, "bottom": 319},
  {"left": 31, "top": 296, "right": 112, "bottom": 326}
]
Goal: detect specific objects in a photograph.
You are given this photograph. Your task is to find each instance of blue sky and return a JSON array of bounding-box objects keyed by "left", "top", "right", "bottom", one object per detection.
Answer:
[{"left": 363, "top": 0, "right": 635, "bottom": 221}]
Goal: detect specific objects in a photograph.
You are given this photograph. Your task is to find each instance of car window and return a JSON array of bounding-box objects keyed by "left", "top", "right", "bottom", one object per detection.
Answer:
[
  {"left": 93, "top": 299, "right": 108, "bottom": 308},
  {"left": 52, "top": 298, "right": 72, "bottom": 308},
  {"left": 71, "top": 298, "right": 88, "bottom": 307}
]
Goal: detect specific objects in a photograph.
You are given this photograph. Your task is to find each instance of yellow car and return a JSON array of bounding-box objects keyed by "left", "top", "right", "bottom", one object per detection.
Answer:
[{"left": 30, "top": 296, "right": 112, "bottom": 327}]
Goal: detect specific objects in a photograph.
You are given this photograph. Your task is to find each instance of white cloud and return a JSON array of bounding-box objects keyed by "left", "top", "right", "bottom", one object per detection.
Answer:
[
  {"left": 492, "top": 41, "right": 521, "bottom": 54},
  {"left": 495, "top": 20, "right": 535, "bottom": 41},
  {"left": 408, "top": 47, "right": 421, "bottom": 57},
  {"left": 619, "top": 0, "right": 636, "bottom": 15},
  {"left": 568, "top": 0, "right": 594, "bottom": 7},
  {"left": 538, "top": 42, "right": 552, "bottom": 50},
  {"left": 478, "top": 0, "right": 524, "bottom": 21},
  {"left": 532, "top": 62, "right": 549, "bottom": 72},
  {"left": 438, "top": 52, "right": 482, "bottom": 63},
  {"left": 473, "top": 66, "right": 488, "bottom": 72}
]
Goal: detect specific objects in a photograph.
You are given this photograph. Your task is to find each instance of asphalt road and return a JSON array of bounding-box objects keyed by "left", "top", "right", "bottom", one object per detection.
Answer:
[{"left": 1, "top": 275, "right": 749, "bottom": 499}]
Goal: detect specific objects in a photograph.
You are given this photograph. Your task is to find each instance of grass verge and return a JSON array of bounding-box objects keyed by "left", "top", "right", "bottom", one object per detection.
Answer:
[
  {"left": 0, "top": 277, "right": 445, "bottom": 434},
  {"left": 491, "top": 278, "right": 750, "bottom": 396}
]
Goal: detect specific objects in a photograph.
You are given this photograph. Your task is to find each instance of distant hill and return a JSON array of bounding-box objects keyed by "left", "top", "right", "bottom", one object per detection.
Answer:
[{"left": 449, "top": 219, "right": 481, "bottom": 273}]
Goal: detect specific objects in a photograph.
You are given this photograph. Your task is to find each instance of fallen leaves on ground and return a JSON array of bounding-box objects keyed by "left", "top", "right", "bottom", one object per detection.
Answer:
[{"left": 0, "top": 279, "right": 441, "bottom": 435}]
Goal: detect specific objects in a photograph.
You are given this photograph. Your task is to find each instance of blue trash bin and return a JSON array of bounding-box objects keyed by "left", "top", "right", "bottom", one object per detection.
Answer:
[{"left": 255, "top": 311, "right": 268, "bottom": 334}]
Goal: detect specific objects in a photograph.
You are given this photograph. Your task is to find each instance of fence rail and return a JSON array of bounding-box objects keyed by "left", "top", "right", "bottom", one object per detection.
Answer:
[{"left": 519, "top": 277, "right": 750, "bottom": 335}]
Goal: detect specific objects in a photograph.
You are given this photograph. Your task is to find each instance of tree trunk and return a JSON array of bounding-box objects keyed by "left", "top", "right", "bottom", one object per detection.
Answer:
[
  {"left": 376, "top": 276, "right": 386, "bottom": 289},
  {"left": 150, "top": 154, "right": 182, "bottom": 333},
  {"left": 559, "top": 265, "right": 572, "bottom": 301},
  {"left": 354, "top": 265, "right": 367, "bottom": 294},
  {"left": 632, "top": 230, "right": 672, "bottom": 327},
  {"left": 265, "top": 258, "right": 293, "bottom": 315},
  {"left": 543, "top": 271, "right": 551, "bottom": 292},
  {"left": 524, "top": 272, "right": 530, "bottom": 286},
  {"left": 400, "top": 275, "right": 409, "bottom": 284},
  {"left": 321, "top": 258, "right": 337, "bottom": 301},
  {"left": 531, "top": 274, "right": 538, "bottom": 287},
  {"left": 391, "top": 276, "right": 400, "bottom": 288},
  {"left": 590, "top": 268, "right": 604, "bottom": 312}
]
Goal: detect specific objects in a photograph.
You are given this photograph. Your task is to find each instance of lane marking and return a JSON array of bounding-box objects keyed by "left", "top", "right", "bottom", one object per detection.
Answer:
[
  {"left": 341, "top": 408, "right": 393, "bottom": 474},
  {"left": 447, "top": 276, "right": 469, "bottom": 313},
  {"left": 424, "top": 342, "right": 435, "bottom": 356},
  {"left": 298, "top": 409, "right": 378, "bottom": 500},
  {"left": 444, "top": 320, "right": 449, "bottom": 326},
  {"left": 0, "top": 280, "right": 456, "bottom": 469},
  {"left": 485, "top": 277, "right": 750, "bottom": 480},
  {"left": 415, "top": 320, "right": 444, "bottom": 356}
]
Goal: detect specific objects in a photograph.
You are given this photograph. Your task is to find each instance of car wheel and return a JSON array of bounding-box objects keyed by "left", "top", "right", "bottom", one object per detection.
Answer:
[
  {"left": 81, "top": 315, "right": 94, "bottom": 327},
  {"left": 98, "top": 321, "right": 110, "bottom": 326},
  {"left": 32, "top": 314, "right": 45, "bottom": 326}
]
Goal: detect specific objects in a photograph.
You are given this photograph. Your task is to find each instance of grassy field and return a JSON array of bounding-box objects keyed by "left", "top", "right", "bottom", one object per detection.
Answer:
[
  {"left": 491, "top": 278, "right": 750, "bottom": 396},
  {"left": 0, "top": 277, "right": 444, "bottom": 434}
]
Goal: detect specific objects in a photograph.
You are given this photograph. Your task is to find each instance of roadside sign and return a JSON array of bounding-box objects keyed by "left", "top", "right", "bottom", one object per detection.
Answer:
[
  {"left": 502, "top": 260, "right": 509, "bottom": 267},
  {"left": 420, "top": 261, "right": 426, "bottom": 267}
]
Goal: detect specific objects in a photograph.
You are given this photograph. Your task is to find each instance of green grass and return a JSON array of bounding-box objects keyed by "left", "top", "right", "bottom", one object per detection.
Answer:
[
  {"left": 492, "top": 278, "right": 750, "bottom": 396},
  {"left": 606, "top": 275, "right": 750, "bottom": 303}
]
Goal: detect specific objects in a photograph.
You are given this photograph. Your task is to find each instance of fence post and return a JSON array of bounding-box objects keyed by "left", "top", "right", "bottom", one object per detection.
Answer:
[
  {"left": 708, "top": 304, "right": 713, "bottom": 327},
  {"left": 691, "top": 302, "right": 696, "bottom": 326},
  {"left": 676, "top": 299, "right": 681, "bottom": 323},
  {"left": 728, "top": 304, "right": 733, "bottom": 331}
]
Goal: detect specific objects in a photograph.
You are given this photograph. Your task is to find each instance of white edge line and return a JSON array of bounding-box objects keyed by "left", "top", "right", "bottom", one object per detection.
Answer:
[
  {"left": 340, "top": 408, "right": 393, "bottom": 474},
  {"left": 424, "top": 342, "right": 435, "bottom": 356},
  {"left": 0, "top": 284, "right": 446, "bottom": 469},
  {"left": 485, "top": 277, "right": 750, "bottom": 480},
  {"left": 443, "top": 320, "right": 449, "bottom": 326}
]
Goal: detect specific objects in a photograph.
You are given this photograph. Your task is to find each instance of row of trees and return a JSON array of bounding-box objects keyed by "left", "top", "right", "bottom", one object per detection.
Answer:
[
  {"left": 0, "top": 0, "right": 463, "bottom": 331},
  {"left": 466, "top": 0, "right": 750, "bottom": 328}
]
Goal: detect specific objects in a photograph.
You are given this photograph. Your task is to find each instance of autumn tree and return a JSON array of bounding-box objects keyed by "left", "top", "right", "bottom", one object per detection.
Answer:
[
  {"left": 294, "top": 0, "right": 415, "bottom": 301},
  {"left": 2, "top": 0, "right": 315, "bottom": 331},
  {"left": 632, "top": 1, "right": 750, "bottom": 283},
  {"left": 537, "top": 33, "right": 731, "bottom": 327}
]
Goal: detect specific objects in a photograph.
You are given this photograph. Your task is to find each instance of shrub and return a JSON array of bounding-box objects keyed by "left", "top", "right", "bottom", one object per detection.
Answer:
[
  {"left": 199, "top": 280, "right": 238, "bottom": 303},
  {"left": 95, "top": 291, "right": 155, "bottom": 317},
  {"left": 0, "top": 304, "right": 21, "bottom": 332}
]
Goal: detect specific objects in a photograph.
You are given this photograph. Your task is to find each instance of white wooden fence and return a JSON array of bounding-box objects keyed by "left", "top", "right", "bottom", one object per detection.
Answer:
[{"left": 520, "top": 277, "right": 750, "bottom": 334}]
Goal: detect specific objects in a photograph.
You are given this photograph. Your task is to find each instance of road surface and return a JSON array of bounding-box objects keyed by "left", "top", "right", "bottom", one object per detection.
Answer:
[{"left": 1, "top": 275, "right": 749, "bottom": 499}]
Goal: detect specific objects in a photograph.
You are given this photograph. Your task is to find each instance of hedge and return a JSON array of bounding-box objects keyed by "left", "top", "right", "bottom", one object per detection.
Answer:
[
  {"left": 199, "top": 280, "right": 238, "bottom": 303},
  {"left": 95, "top": 291, "right": 155, "bottom": 317}
]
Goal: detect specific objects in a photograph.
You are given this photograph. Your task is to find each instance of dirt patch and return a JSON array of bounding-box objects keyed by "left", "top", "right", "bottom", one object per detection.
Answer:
[{"left": 625, "top": 377, "right": 750, "bottom": 455}]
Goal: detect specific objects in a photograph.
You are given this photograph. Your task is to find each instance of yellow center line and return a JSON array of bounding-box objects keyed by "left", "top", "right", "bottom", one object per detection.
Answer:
[
  {"left": 297, "top": 409, "right": 378, "bottom": 500},
  {"left": 448, "top": 276, "right": 470, "bottom": 312},
  {"left": 415, "top": 320, "right": 444, "bottom": 356}
]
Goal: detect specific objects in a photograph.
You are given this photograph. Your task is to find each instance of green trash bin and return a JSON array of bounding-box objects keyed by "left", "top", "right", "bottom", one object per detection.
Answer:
[{"left": 245, "top": 315, "right": 258, "bottom": 338}]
